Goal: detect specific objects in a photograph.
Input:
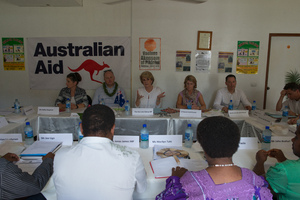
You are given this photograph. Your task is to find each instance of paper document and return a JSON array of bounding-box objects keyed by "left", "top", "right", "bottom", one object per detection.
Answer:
[{"left": 20, "top": 141, "right": 62, "bottom": 157}]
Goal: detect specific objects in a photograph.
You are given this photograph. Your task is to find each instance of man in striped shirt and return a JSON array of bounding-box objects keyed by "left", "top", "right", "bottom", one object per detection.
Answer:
[{"left": 0, "top": 152, "right": 54, "bottom": 199}]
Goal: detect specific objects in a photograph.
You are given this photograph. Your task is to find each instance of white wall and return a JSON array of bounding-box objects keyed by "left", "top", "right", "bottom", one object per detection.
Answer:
[{"left": 1, "top": 0, "right": 300, "bottom": 109}]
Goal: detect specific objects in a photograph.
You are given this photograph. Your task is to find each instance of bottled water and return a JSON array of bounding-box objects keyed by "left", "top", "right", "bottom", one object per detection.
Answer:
[
  {"left": 100, "top": 98, "right": 105, "bottom": 105},
  {"left": 261, "top": 126, "right": 272, "bottom": 151},
  {"left": 228, "top": 100, "right": 233, "bottom": 110},
  {"left": 66, "top": 98, "right": 71, "bottom": 112},
  {"left": 14, "top": 99, "right": 20, "bottom": 114},
  {"left": 140, "top": 124, "right": 149, "bottom": 149},
  {"left": 282, "top": 106, "right": 289, "bottom": 122},
  {"left": 125, "top": 100, "right": 130, "bottom": 116},
  {"left": 184, "top": 124, "right": 193, "bottom": 148},
  {"left": 77, "top": 122, "right": 84, "bottom": 142},
  {"left": 24, "top": 122, "right": 34, "bottom": 146},
  {"left": 252, "top": 100, "right": 257, "bottom": 110}
]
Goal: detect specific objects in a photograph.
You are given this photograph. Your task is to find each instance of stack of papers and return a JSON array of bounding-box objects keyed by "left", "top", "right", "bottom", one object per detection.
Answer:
[{"left": 20, "top": 141, "right": 62, "bottom": 159}]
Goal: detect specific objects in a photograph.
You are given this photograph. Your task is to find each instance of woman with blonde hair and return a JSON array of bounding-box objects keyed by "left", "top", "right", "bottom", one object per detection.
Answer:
[
  {"left": 176, "top": 75, "right": 206, "bottom": 110},
  {"left": 135, "top": 71, "right": 165, "bottom": 108}
]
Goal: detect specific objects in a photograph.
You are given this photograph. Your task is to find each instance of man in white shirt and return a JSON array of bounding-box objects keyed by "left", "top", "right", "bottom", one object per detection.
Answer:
[
  {"left": 213, "top": 74, "right": 251, "bottom": 113},
  {"left": 53, "top": 105, "right": 147, "bottom": 200},
  {"left": 276, "top": 82, "right": 300, "bottom": 115}
]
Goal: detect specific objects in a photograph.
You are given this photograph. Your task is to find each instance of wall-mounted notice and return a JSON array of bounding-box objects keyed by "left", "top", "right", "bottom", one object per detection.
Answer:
[
  {"left": 218, "top": 52, "right": 233, "bottom": 73},
  {"left": 236, "top": 41, "right": 260, "bottom": 74},
  {"left": 176, "top": 50, "right": 191, "bottom": 72},
  {"left": 2, "top": 38, "right": 25, "bottom": 70},
  {"left": 139, "top": 38, "right": 161, "bottom": 70}
]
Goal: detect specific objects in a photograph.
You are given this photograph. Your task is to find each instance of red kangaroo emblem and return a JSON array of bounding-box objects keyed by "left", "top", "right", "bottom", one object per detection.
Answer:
[{"left": 68, "top": 59, "right": 110, "bottom": 84}]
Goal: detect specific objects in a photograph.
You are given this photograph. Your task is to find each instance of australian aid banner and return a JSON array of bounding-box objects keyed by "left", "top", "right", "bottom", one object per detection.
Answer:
[{"left": 27, "top": 37, "right": 131, "bottom": 90}]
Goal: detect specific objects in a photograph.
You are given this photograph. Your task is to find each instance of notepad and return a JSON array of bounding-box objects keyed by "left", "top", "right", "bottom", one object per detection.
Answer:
[
  {"left": 20, "top": 141, "right": 62, "bottom": 158},
  {"left": 149, "top": 156, "right": 207, "bottom": 179}
]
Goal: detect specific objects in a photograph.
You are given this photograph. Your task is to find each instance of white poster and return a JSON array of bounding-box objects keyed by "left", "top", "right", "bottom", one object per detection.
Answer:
[
  {"left": 139, "top": 38, "right": 161, "bottom": 70},
  {"left": 195, "top": 50, "right": 211, "bottom": 73},
  {"left": 27, "top": 37, "right": 131, "bottom": 90}
]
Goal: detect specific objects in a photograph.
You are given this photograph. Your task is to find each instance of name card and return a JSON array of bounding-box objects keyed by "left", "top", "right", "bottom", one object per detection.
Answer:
[
  {"left": 270, "top": 136, "right": 293, "bottom": 149},
  {"left": 149, "top": 135, "right": 182, "bottom": 147},
  {"left": 70, "top": 113, "right": 80, "bottom": 118},
  {"left": 23, "top": 106, "right": 35, "bottom": 116},
  {"left": 132, "top": 108, "right": 153, "bottom": 116},
  {"left": 113, "top": 136, "right": 139, "bottom": 148},
  {"left": 228, "top": 110, "right": 249, "bottom": 118},
  {"left": 39, "top": 133, "right": 73, "bottom": 146},
  {"left": 0, "top": 134, "right": 22, "bottom": 143},
  {"left": 38, "top": 107, "right": 59, "bottom": 115},
  {"left": 238, "top": 137, "right": 258, "bottom": 149},
  {"left": 179, "top": 109, "right": 202, "bottom": 118},
  {"left": 0, "top": 117, "right": 9, "bottom": 128}
]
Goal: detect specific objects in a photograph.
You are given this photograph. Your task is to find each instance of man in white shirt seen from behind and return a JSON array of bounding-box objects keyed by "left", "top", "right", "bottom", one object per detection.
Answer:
[
  {"left": 213, "top": 74, "right": 252, "bottom": 113},
  {"left": 53, "top": 104, "right": 147, "bottom": 200}
]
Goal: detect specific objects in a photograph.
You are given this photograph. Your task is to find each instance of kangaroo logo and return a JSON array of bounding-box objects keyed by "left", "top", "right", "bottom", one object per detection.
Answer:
[{"left": 68, "top": 59, "right": 110, "bottom": 84}]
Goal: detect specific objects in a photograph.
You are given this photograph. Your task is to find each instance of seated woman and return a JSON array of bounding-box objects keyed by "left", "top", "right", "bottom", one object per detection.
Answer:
[
  {"left": 55, "top": 73, "right": 88, "bottom": 110},
  {"left": 135, "top": 71, "right": 165, "bottom": 108},
  {"left": 176, "top": 75, "right": 206, "bottom": 110},
  {"left": 156, "top": 116, "right": 272, "bottom": 200},
  {"left": 253, "top": 127, "right": 300, "bottom": 199}
]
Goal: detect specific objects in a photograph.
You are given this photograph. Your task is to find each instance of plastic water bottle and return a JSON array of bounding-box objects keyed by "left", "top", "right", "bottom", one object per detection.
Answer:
[
  {"left": 261, "top": 126, "right": 272, "bottom": 151},
  {"left": 24, "top": 122, "right": 34, "bottom": 145},
  {"left": 228, "top": 100, "right": 233, "bottom": 110},
  {"left": 282, "top": 106, "right": 289, "bottom": 122},
  {"left": 252, "top": 100, "right": 257, "bottom": 110},
  {"left": 140, "top": 124, "right": 149, "bottom": 149},
  {"left": 125, "top": 100, "right": 130, "bottom": 116},
  {"left": 14, "top": 99, "right": 20, "bottom": 114},
  {"left": 77, "top": 122, "right": 84, "bottom": 142},
  {"left": 66, "top": 98, "right": 71, "bottom": 112},
  {"left": 100, "top": 98, "right": 105, "bottom": 105},
  {"left": 184, "top": 124, "right": 193, "bottom": 148}
]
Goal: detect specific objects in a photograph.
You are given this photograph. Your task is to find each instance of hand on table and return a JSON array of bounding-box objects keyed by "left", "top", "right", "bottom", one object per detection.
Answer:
[
  {"left": 2, "top": 153, "right": 20, "bottom": 162},
  {"left": 245, "top": 105, "right": 251, "bottom": 111},
  {"left": 288, "top": 117, "right": 298, "bottom": 125},
  {"left": 171, "top": 166, "right": 188, "bottom": 178},
  {"left": 42, "top": 152, "right": 55, "bottom": 161},
  {"left": 71, "top": 103, "right": 77, "bottom": 110},
  {"left": 222, "top": 107, "right": 229, "bottom": 113}
]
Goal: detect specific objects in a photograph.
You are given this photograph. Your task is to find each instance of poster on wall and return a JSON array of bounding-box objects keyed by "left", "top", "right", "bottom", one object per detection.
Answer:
[
  {"left": 2, "top": 38, "right": 25, "bottom": 70},
  {"left": 195, "top": 50, "right": 211, "bottom": 73},
  {"left": 236, "top": 41, "right": 259, "bottom": 74},
  {"left": 218, "top": 52, "right": 233, "bottom": 73},
  {"left": 26, "top": 37, "right": 131, "bottom": 90},
  {"left": 176, "top": 50, "right": 191, "bottom": 72},
  {"left": 139, "top": 38, "right": 161, "bottom": 70}
]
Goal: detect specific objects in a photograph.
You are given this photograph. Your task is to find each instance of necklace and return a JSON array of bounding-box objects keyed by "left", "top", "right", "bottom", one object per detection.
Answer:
[
  {"left": 103, "top": 82, "right": 118, "bottom": 97},
  {"left": 209, "top": 163, "right": 235, "bottom": 167}
]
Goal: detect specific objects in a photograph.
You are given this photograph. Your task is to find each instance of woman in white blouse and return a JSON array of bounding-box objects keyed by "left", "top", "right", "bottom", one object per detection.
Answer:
[{"left": 135, "top": 71, "right": 165, "bottom": 108}]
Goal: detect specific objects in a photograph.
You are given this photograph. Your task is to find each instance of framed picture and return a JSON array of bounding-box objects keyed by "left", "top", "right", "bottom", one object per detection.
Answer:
[{"left": 197, "top": 31, "right": 212, "bottom": 50}]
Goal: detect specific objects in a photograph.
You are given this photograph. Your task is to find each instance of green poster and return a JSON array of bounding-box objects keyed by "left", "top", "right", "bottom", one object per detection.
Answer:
[
  {"left": 236, "top": 41, "right": 259, "bottom": 74},
  {"left": 2, "top": 38, "right": 25, "bottom": 70}
]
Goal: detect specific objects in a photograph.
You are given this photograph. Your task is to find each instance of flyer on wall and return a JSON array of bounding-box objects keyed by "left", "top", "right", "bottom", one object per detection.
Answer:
[
  {"left": 139, "top": 38, "right": 161, "bottom": 70},
  {"left": 176, "top": 50, "right": 191, "bottom": 72},
  {"left": 218, "top": 52, "right": 233, "bottom": 73},
  {"left": 195, "top": 50, "right": 211, "bottom": 73},
  {"left": 236, "top": 41, "right": 260, "bottom": 74},
  {"left": 2, "top": 38, "right": 25, "bottom": 70}
]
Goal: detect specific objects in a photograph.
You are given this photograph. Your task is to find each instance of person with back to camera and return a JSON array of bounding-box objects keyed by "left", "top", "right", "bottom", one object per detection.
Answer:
[
  {"left": 156, "top": 116, "right": 272, "bottom": 200},
  {"left": 53, "top": 104, "right": 147, "bottom": 200},
  {"left": 253, "top": 127, "right": 300, "bottom": 199},
  {"left": 135, "top": 71, "right": 165, "bottom": 108},
  {"left": 176, "top": 75, "right": 206, "bottom": 110},
  {"left": 55, "top": 72, "right": 88, "bottom": 110}
]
